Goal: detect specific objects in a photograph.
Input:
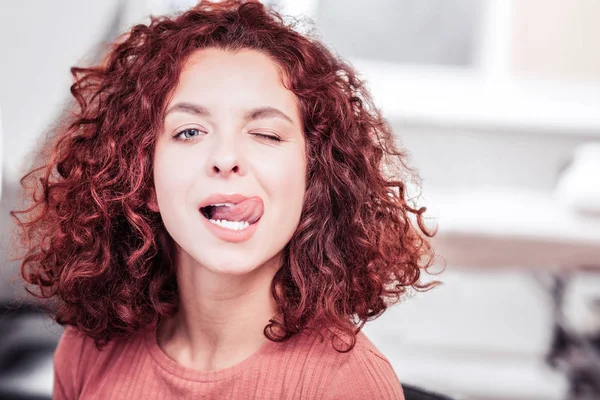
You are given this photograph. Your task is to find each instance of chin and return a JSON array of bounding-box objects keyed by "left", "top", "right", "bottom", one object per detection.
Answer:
[
  {"left": 190, "top": 251, "right": 263, "bottom": 276},
  {"left": 210, "top": 266, "right": 260, "bottom": 276}
]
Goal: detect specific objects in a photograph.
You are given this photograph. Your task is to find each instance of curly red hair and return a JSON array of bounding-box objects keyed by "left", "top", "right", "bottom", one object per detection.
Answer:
[{"left": 10, "top": 0, "right": 438, "bottom": 350}]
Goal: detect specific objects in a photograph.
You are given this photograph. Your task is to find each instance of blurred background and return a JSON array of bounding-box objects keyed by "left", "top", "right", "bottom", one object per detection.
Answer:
[{"left": 1, "top": 0, "right": 600, "bottom": 399}]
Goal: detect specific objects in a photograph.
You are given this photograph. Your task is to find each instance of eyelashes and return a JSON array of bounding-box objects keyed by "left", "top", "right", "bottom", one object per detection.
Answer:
[
  {"left": 172, "top": 128, "right": 282, "bottom": 143},
  {"left": 253, "top": 133, "right": 282, "bottom": 143},
  {"left": 172, "top": 128, "right": 203, "bottom": 141}
]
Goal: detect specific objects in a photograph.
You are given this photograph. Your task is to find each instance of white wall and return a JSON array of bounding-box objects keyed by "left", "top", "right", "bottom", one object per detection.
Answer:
[
  {"left": 0, "top": 0, "right": 122, "bottom": 301},
  {"left": 512, "top": 0, "right": 600, "bottom": 81},
  {"left": 0, "top": 0, "right": 121, "bottom": 182}
]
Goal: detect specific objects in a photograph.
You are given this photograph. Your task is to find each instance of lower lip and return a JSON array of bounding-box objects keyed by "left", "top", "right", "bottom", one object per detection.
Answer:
[{"left": 200, "top": 214, "right": 260, "bottom": 243}]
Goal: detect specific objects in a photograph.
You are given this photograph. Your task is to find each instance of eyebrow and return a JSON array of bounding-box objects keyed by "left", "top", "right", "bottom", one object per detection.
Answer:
[{"left": 164, "top": 102, "right": 295, "bottom": 125}]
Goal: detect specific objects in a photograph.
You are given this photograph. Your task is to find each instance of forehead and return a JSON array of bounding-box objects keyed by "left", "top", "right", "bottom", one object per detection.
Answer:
[{"left": 168, "top": 48, "right": 298, "bottom": 119}]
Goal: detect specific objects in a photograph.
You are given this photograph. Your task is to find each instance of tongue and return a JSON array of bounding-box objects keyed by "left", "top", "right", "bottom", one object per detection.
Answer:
[{"left": 211, "top": 196, "right": 264, "bottom": 224}]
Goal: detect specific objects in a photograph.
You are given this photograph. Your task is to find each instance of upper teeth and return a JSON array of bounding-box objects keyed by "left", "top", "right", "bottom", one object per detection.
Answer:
[{"left": 210, "top": 203, "right": 235, "bottom": 207}]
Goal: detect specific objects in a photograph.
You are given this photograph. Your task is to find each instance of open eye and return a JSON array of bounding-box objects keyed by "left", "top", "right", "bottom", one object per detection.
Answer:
[{"left": 173, "top": 128, "right": 204, "bottom": 141}]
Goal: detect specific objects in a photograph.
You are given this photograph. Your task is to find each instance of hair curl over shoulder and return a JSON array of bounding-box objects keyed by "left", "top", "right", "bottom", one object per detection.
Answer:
[{"left": 11, "top": 0, "right": 439, "bottom": 350}]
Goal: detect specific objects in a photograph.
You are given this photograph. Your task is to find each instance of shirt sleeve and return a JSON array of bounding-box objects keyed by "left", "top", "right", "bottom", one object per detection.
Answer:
[
  {"left": 325, "top": 348, "right": 405, "bottom": 400},
  {"left": 53, "top": 327, "right": 87, "bottom": 400}
]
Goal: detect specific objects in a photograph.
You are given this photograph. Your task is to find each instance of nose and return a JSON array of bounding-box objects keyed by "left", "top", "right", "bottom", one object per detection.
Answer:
[{"left": 206, "top": 132, "right": 245, "bottom": 177}]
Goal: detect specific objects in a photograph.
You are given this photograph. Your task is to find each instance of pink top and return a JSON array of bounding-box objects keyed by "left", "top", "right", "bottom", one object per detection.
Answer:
[{"left": 53, "top": 324, "right": 405, "bottom": 399}]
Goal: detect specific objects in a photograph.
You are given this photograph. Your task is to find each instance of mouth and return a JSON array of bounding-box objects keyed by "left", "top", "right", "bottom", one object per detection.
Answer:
[
  {"left": 198, "top": 196, "right": 264, "bottom": 226},
  {"left": 200, "top": 206, "right": 215, "bottom": 220},
  {"left": 199, "top": 205, "right": 261, "bottom": 221},
  {"left": 199, "top": 206, "right": 262, "bottom": 243}
]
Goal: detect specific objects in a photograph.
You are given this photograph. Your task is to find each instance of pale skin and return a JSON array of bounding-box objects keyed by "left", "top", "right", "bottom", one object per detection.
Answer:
[{"left": 150, "top": 47, "right": 307, "bottom": 371}]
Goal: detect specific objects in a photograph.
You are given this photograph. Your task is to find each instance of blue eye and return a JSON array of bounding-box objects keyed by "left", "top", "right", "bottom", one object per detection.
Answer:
[{"left": 173, "top": 128, "right": 203, "bottom": 140}]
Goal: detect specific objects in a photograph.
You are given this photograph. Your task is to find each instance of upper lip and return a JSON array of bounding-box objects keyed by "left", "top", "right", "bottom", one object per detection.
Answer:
[{"left": 199, "top": 193, "right": 252, "bottom": 209}]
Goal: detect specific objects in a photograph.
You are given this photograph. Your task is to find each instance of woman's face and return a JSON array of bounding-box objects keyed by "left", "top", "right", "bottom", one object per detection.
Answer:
[{"left": 153, "top": 48, "right": 306, "bottom": 276}]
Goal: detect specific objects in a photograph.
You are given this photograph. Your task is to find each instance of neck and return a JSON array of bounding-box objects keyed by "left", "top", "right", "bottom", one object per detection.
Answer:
[{"left": 157, "top": 251, "right": 281, "bottom": 371}]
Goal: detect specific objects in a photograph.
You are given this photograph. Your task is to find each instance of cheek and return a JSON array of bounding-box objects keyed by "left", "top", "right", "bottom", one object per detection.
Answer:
[
  {"left": 267, "top": 154, "right": 306, "bottom": 213},
  {"left": 153, "top": 148, "right": 197, "bottom": 207}
]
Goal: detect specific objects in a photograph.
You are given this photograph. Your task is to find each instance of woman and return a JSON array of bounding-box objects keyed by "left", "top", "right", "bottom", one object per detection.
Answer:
[{"left": 11, "top": 1, "right": 437, "bottom": 398}]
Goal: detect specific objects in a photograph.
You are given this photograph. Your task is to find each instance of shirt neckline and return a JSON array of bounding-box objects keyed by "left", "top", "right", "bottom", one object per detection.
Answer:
[{"left": 144, "top": 323, "right": 278, "bottom": 382}]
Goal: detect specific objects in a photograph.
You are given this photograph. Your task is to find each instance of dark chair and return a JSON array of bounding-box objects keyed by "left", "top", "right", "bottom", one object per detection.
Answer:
[{"left": 402, "top": 384, "right": 455, "bottom": 400}]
